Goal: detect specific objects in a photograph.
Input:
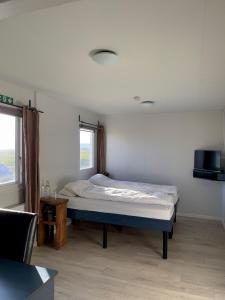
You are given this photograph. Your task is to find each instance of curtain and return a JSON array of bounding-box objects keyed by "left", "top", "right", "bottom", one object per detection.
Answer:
[
  {"left": 97, "top": 125, "right": 106, "bottom": 174},
  {"left": 22, "top": 107, "right": 40, "bottom": 214}
]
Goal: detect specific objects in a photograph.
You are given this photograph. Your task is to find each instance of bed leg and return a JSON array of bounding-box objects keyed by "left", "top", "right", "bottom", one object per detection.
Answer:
[
  {"left": 103, "top": 224, "right": 107, "bottom": 249},
  {"left": 163, "top": 231, "right": 168, "bottom": 259},
  {"left": 113, "top": 225, "right": 123, "bottom": 232},
  {"left": 174, "top": 204, "right": 177, "bottom": 223},
  {"left": 169, "top": 226, "right": 173, "bottom": 239}
]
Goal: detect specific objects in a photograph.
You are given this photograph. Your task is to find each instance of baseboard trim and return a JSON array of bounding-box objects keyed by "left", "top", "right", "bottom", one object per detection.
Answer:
[
  {"left": 222, "top": 220, "right": 225, "bottom": 230},
  {"left": 177, "top": 212, "right": 221, "bottom": 222}
]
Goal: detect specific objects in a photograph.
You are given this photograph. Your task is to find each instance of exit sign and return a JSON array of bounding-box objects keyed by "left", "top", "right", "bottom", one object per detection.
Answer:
[{"left": 0, "top": 94, "right": 14, "bottom": 104}]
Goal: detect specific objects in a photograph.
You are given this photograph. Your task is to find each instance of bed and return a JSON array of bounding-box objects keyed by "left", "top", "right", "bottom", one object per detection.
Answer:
[
  {"left": 89, "top": 174, "right": 179, "bottom": 222},
  {"left": 59, "top": 177, "right": 178, "bottom": 259}
]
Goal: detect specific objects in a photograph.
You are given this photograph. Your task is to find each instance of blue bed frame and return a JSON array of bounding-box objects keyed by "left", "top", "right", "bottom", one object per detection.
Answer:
[{"left": 67, "top": 202, "right": 178, "bottom": 259}]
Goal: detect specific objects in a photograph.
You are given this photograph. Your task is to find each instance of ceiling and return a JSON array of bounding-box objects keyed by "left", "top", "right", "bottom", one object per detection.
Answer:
[
  {"left": 0, "top": 0, "right": 77, "bottom": 20},
  {"left": 0, "top": 0, "right": 225, "bottom": 114}
]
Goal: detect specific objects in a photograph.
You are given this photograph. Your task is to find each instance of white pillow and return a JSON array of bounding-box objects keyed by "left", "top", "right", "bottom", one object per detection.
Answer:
[
  {"left": 58, "top": 188, "right": 75, "bottom": 197},
  {"left": 89, "top": 174, "right": 112, "bottom": 186},
  {"left": 63, "top": 180, "right": 91, "bottom": 195}
]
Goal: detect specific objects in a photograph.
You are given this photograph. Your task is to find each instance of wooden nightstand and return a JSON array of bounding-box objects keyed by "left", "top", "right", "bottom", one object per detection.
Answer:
[{"left": 37, "top": 197, "right": 69, "bottom": 250}]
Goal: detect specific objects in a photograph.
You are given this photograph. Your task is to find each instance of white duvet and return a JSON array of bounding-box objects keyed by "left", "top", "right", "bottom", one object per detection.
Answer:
[
  {"left": 61, "top": 180, "right": 174, "bottom": 207},
  {"left": 89, "top": 174, "right": 178, "bottom": 198}
]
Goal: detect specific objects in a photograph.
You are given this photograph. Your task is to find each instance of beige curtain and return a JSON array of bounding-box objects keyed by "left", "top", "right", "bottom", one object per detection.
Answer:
[
  {"left": 97, "top": 125, "right": 106, "bottom": 174},
  {"left": 22, "top": 107, "right": 40, "bottom": 214}
]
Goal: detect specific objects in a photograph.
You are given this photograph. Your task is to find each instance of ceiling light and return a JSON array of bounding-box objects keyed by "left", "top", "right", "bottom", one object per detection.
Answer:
[
  {"left": 89, "top": 49, "right": 118, "bottom": 65},
  {"left": 140, "top": 100, "right": 155, "bottom": 107}
]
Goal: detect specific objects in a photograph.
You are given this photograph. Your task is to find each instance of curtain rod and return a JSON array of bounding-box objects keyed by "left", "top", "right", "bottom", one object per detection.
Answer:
[
  {"left": 79, "top": 114, "right": 99, "bottom": 128},
  {"left": 0, "top": 99, "right": 44, "bottom": 113}
]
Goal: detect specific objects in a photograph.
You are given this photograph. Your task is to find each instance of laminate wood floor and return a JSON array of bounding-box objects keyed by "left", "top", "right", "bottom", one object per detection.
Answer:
[{"left": 32, "top": 217, "right": 225, "bottom": 300}]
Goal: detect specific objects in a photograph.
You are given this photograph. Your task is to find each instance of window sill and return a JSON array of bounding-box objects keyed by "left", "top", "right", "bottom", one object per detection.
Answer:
[
  {"left": 80, "top": 167, "right": 94, "bottom": 171},
  {"left": 6, "top": 203, "right": 25, "bottom": 211},
  {"left": 0, "top": 182, "right": 23, "bottom": 192}
]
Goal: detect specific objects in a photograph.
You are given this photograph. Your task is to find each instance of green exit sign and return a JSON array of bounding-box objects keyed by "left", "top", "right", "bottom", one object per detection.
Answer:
[{"left": 0, "top": 94, "right": 14, "bottom": 105}]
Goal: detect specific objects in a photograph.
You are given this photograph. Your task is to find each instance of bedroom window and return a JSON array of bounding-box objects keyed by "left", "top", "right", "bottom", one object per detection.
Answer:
[
  {"left": 80, "top": 128, "right": 94, "bottom": 170},
  {"left": 0, "top": 113, "right": 22, "bottom": 186}
]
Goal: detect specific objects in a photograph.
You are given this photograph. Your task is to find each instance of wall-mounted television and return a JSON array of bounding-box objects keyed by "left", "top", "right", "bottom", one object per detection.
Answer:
[{"left": 194, "top": 150, "right": 221, "bottom": 172}]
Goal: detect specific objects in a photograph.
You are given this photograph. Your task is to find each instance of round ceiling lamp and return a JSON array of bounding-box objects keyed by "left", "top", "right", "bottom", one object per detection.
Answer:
[
  {"left": 89, "top": 49, "right": 118, "bottom": 65},
  {"left": 140, "top": 100, "right": 155, "bottom": 107}
]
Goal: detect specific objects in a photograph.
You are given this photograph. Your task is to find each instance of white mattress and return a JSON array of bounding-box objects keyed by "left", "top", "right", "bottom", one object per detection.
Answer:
[
  {"left": 170, "top": 194, "right": 179, "bottom": 204},
  {"left": 63, "top": 195, "right": 174, "bottom": 221}
]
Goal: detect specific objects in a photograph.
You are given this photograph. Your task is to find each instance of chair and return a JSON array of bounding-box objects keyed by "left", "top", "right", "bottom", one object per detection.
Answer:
[{"left": 0, "top": 209, "right": 37, "bottom": 264}]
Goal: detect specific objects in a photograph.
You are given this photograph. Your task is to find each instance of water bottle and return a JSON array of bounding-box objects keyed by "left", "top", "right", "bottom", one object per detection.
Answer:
[
  {"left": 41, "top": 180, "right": 46, "bottom": 198},
  {"left": 45, "top": 180, "right": 51, "bottom": 199}
]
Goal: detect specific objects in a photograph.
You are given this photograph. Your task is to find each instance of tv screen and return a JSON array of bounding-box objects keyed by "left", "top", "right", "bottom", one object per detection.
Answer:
[{"left": 194, "top": 150, "right": 221, "bottom": 171}]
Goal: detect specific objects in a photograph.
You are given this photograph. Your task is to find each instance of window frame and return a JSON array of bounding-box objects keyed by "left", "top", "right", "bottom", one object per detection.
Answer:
[
  {"left": 79, "top": 127, "right": 95, "bottom": 171},
  {"left": 0, "top": 110, "right": 22, "bottom": 188}
]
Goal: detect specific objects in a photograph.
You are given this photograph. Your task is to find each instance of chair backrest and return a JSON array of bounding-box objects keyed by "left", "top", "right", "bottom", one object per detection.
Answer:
[{"left": 0, "top": 209, "right": 37, "bottom": 264}]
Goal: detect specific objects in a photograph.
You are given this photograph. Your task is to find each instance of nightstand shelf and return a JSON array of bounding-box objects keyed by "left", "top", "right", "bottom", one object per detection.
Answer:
[
  {"left": 42, "top": 220, "right": 56, "bottom": 225},
  {"left": 37, "top": 197, "right": 68, "bottom": 250}
]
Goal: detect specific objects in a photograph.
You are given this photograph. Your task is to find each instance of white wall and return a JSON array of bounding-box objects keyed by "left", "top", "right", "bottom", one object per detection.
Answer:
[
  {"left": 37, "top": 92, "right": 100, "bottom": 192},
  {"left": 0, "top": 79, "right": 101, "bottom": 207},
  {"left": 105, "top": 111, "right": 224, "bottom": 220}
]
